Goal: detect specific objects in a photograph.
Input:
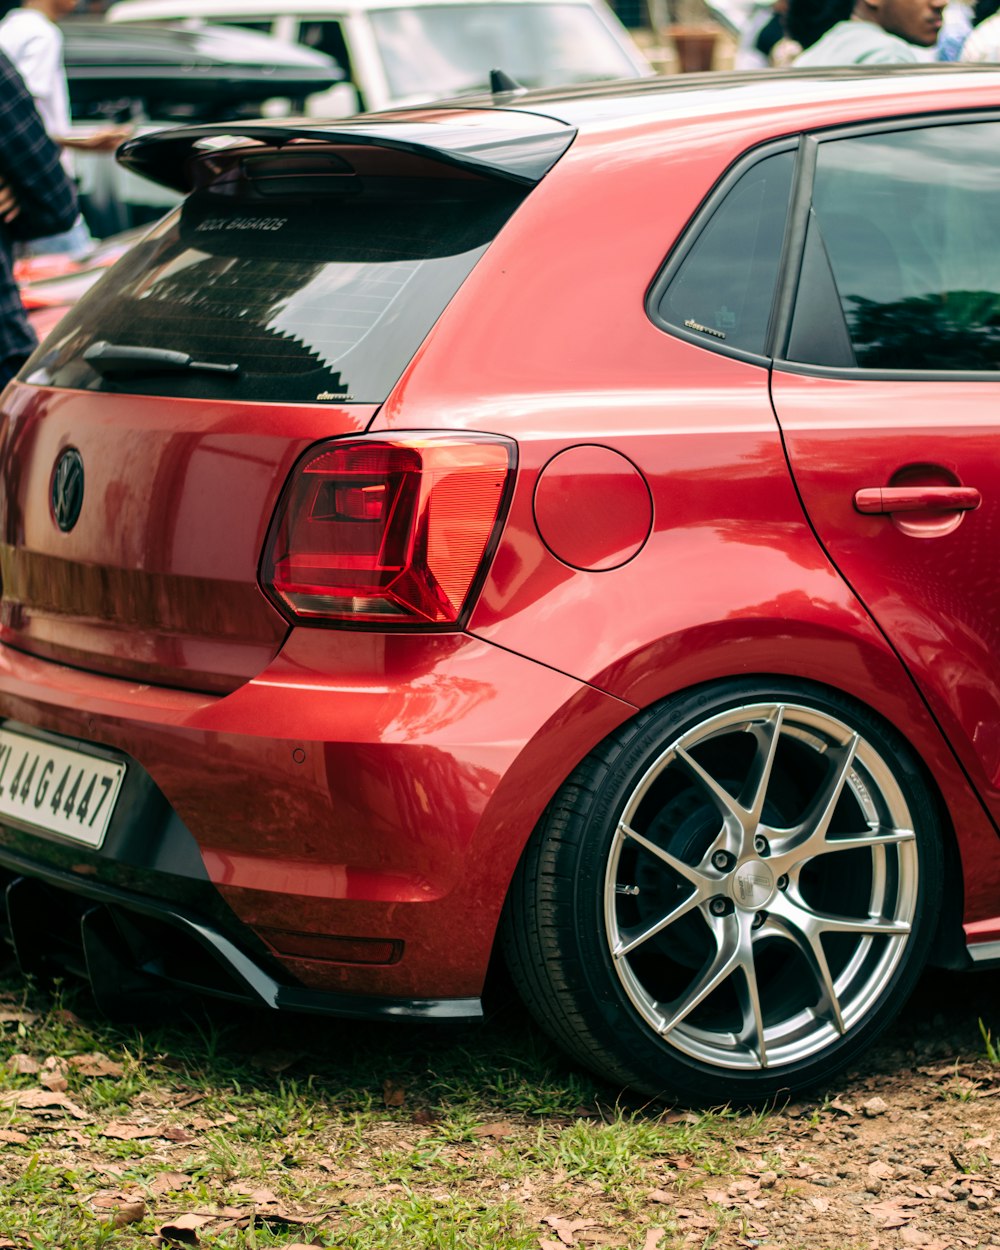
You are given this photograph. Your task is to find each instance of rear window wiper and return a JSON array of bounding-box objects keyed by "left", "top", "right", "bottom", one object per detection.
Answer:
[{"left": 83, "top": 342, "right": 240, "bottom": 378}]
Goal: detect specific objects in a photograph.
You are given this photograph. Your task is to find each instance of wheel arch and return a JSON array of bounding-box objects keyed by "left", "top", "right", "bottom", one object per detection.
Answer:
[{"left": 487, "top": 668, "right": 975, "bottom": 986}]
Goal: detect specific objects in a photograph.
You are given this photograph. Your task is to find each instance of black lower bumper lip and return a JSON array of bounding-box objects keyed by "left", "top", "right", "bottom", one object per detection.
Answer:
[{"left": 0, "top": 850, "right": 482, "bottom": 1022}]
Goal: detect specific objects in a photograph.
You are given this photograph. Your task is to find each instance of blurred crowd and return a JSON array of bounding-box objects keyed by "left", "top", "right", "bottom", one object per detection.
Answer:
[{"left": 735, "top": 0, "right": 1000, "bottom": 67}]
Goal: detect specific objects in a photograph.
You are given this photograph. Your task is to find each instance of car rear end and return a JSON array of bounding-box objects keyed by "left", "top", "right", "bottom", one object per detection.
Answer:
[{"left": 0, "top": 109, "right": 628, "bottom": 1018}]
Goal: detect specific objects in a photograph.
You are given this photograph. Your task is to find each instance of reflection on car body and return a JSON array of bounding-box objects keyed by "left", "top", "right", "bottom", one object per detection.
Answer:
[{"left": 4, "top": 67, "right": 1000, "bottom": 1103}]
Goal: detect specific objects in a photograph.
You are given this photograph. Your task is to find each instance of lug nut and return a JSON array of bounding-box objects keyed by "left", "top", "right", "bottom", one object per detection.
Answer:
[
  {"left": 711, "top": 850, "right": 731, "bottom": 871},
  {"left": 709, "top": 897, "right": 729, "bottom": 917},
  {"left": 777, "top": 875, "right": 789, "bottom": 891},
  {"left": 752, "top": 911, "right": 767, "bottom": 930},
  {"left": 753, "top": 835, "right": 769, "bottom": 856}
]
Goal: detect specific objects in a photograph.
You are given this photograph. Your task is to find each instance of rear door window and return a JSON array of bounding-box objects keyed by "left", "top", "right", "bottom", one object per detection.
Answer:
[
  {"left": 26, "top": 166, "right": 525, "bottom": 404},
  {"left": 786, "top": 122, "right": 1000, "bottom": 372}
]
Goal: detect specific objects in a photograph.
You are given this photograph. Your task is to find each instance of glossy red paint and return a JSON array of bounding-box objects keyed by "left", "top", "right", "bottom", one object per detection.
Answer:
[
  {"left": 1, "top": 68, "right": 1000, "bottom": 1070},
  {"left": 0, "top": 624, "right": 631, "bottom": 997},
  {"left": 532, "top": 444, "right": 652, "bottom": 570},
  {"left": 771, "top": 373, "right": 1000, "bottom": 829},
  {"left": 0, "top": 385, "right": 374, "bottom": 691}
]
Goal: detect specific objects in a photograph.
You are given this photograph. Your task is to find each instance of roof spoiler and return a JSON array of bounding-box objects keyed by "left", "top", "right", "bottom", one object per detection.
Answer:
[{"left": 116, "top": 113, "right": 578, "bottom": 193}]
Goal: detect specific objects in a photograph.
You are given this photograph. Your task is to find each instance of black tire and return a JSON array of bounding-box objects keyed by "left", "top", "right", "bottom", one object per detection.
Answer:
[{"left": 502, "top": 679, "right": 943, "bottom": 1104}]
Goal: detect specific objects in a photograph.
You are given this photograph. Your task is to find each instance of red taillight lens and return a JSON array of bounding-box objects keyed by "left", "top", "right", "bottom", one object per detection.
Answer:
[{"left": 261, "top": 434, "right": 514, "bottom": 625}]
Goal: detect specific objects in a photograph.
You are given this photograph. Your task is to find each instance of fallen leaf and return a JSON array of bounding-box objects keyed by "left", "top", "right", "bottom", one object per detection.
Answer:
[
  {"left": 539, "top": 1242, "right": 564, "bottom": 1250},
  {"left": 157, "top": 1212, "right": 214, "bottom": 1245},
  {"left": 40, "top": 1071, "right": 69, "bottom": 1092},
  {"left": 828, "top": 1099, "right": 855, "bottom": 1116},
  {"left": 862, "top": 1097, "right": 889, "bottom": 1117},
  {"left": 0, "top": 1009, "right": 39, "bottom": 1025},
  {"left": 542, "top": 1216, "right": 598, "bottom": 1246},
  {"left": 382, "top": 1078, "right": 406, "bottom": 1108},
  {"left": 100, "top": 1121, "right": 166, "bottom": 1140},
  {"left": 163, "top": 1127, "right": 195, "bottom": 1143},
  {"left": 647, "top": 1190, "right": 672, "bottom": 1203},
  {"left": 69, "top": 1053, "right": 125, "bottom": 1078},
  {"left": 473, "top": 1121, "right": 517, "bottom": 1139},
  {"left": 900, "top": 1230, "right": 932, "bottom": 1247},
  {"left": 643, "top": 1230, "right": 665, "bottom": 1250},
  {"left": 150, "top": 1172, "right": 191, "bottom": 1195},
  {"left": 113, "top": 1201, "right": 147, "bottom": 1228},
  {"left": 0, "top": 1129, "right": 28, "bottom": 1144},
  {"left": 864, "top": 1200, "right": 920, "bottom": 1229},
  {"left": 6, "top": 1053, "right": 39, "bottom": 1075},
  {"left": 0, "top": 1088, "right": 87, "bottom": 1119}
]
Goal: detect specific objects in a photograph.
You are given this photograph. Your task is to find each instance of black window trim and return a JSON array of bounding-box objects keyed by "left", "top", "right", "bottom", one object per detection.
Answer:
[
  {"left": 774, "top": 108, "right": 1000, "bottom": 383},
  {"left": 644, "top": 135, "right": 800, "bottom": 368},
  {"left": 647, "top": 108, "right": 1000, "bottom": 382}
]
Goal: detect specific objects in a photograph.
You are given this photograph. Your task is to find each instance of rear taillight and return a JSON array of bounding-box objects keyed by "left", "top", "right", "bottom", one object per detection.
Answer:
[{"left": 261, "top": 434, "right": 514, "bottom": 626}]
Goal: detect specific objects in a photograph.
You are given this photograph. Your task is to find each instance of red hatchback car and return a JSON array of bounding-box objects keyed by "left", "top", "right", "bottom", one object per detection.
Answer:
[{"left": 2, "top": 66, "right": 1000, "bottom": 1103}]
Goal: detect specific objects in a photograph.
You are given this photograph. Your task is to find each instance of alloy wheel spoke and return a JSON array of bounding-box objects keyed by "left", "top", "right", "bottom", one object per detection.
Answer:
[
  {"left": 614, "top": 888, "right": 706, "bottom": 959},
  {"left": 659, "top": 918, "right": 740, "bottom": 1036},
  {"left": 766, "top": 904, "right": 846, "bottom": 1034},
  {"left": 735, "top": 937, "right": 768, "bottom": 1067},
  {"left": 739, "top": 706, "right": 785, "bottom": 829},
  {"left": 674, "top": 746, "right": 746, "bottom": 831},
  {"left": 619, "top": 820, "right": 708, "bottom": 889},
  {"left": 770, "top": 821, "right": 914, "bottom": 878},
  {"left": 767, "top": 735, "right": 860, "bottom": 863},
  {"left": 772, "top": 890, "right": 910, "bottom": 939}
]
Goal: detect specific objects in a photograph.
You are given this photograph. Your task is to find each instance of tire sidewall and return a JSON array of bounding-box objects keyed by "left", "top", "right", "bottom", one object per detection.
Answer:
[{"left": 561, "top": 678, "right": 943, "bottom": 1104}]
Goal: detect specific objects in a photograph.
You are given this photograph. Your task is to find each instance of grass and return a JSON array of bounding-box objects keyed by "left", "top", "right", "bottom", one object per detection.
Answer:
[
  {"left": 979, "top": 1016, "right": 1000, "bottom": 1064},
  {"left": 4, "top": 966, "right": 997, "bottom": 1250},
  {"left": 0, "top": 968, "right": 766, "bottom": 1250}
]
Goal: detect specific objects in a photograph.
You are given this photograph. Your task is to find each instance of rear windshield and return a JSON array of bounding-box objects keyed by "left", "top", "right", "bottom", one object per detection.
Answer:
[{"left": 25, "top": 172, "right": 525, "bottom": 403}]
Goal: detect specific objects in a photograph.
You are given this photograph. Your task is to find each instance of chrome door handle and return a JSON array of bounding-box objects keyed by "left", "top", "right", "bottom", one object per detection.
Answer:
[{"left": 854, "top": 486, "right": 982, "bottom": 515}]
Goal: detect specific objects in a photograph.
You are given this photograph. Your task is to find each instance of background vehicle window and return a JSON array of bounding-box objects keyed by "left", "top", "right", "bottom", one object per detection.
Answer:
[
  {"left": 804, "top": 124, "right": 1000, "bottom": 371},
  {"left": 654, "top": 150, "right": 794, "bottom": 357},
  {"left": 369, "top": 3, "right": 638, "bottom": 97},
  {"left": 299, "top": 20, "right": 352, "bottom": 76}
]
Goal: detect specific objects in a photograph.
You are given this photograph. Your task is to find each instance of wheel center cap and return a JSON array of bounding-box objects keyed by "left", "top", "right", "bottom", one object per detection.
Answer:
[{"left": 732, "top": 860, "right": 775, "bottom": 910}]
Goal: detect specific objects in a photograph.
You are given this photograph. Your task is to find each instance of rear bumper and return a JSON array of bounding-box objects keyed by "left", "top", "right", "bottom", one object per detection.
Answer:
[
  {"left": 0, "top": 628, "right": 633, "bottom": 1007},
  {"left": 0, "top": 859, "right": 480, "bottom": 1019}
]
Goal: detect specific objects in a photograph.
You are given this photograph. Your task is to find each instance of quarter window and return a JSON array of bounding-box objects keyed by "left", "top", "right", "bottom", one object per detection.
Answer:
[{"left": 654, "top": 150, "right": 794, "bottom": 358}]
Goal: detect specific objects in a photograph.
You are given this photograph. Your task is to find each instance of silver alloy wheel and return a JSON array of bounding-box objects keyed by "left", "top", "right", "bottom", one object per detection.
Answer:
[{"left": 604, "top": 702, "right": 919, "bottom": 1071}]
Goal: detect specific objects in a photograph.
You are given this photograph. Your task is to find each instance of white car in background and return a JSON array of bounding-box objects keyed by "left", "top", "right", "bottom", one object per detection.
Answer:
[{"left": 104, "top": 0, "right": 653, "bottom": 116}]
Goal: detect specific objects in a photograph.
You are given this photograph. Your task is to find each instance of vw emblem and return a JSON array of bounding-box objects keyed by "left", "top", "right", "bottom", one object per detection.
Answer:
[{"left": 51, "top": 448, "right": 84, "bottom": 533}]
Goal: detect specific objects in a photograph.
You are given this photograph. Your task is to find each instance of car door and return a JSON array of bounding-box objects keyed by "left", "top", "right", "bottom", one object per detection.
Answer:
[{"left": 770, "top": 118, "right": 1000, "bottom": 825}]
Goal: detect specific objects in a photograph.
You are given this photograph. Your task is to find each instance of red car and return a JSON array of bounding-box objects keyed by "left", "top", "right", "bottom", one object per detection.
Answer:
[{"left": 2, "top": 66, "right": 1000, "bottom": 1103}]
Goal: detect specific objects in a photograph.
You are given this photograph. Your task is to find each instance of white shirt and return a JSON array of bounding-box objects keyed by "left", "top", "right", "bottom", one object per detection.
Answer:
[
  {"left": 960, "top": 12, "right": 1000, "bottom": 61},
  {"left": 793, "top": 20, "right": 925, "bottom": 65},
  {"left": 0, "top": 9, "right": 72, "bottom": 171}
]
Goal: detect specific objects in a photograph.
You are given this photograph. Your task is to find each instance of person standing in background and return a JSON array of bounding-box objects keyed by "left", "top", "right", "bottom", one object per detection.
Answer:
[
  {"left": 0, "top": 47, "right": 77, "bottom": 384},
  {"left": 788, "top": 0, "right": 946, "bottom": 64},
  {"left": 958, "top": 0, "right": 1000, "bottom": 57},
  {"left": 0, "top": 0, "right": 129, "bottom": 257}
]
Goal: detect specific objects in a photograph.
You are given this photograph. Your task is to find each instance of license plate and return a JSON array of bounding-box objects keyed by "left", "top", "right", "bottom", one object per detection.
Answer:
[{"left": 0, "top": 728, "right": 125, "bottom": 849}]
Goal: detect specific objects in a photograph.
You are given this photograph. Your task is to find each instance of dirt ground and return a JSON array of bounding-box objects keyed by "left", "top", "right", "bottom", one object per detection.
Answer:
[
  {"left": 4, "top": 961, "right": 1000, "bottom": 1249},
  {"left": 661, "top": 965, "right": 1000, "bottom": 1250}
]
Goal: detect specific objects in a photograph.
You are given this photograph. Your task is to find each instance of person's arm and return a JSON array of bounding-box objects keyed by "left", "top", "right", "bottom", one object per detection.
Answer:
[{"left": 0, "top": 49, "right": 76, "bottom": 242}]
